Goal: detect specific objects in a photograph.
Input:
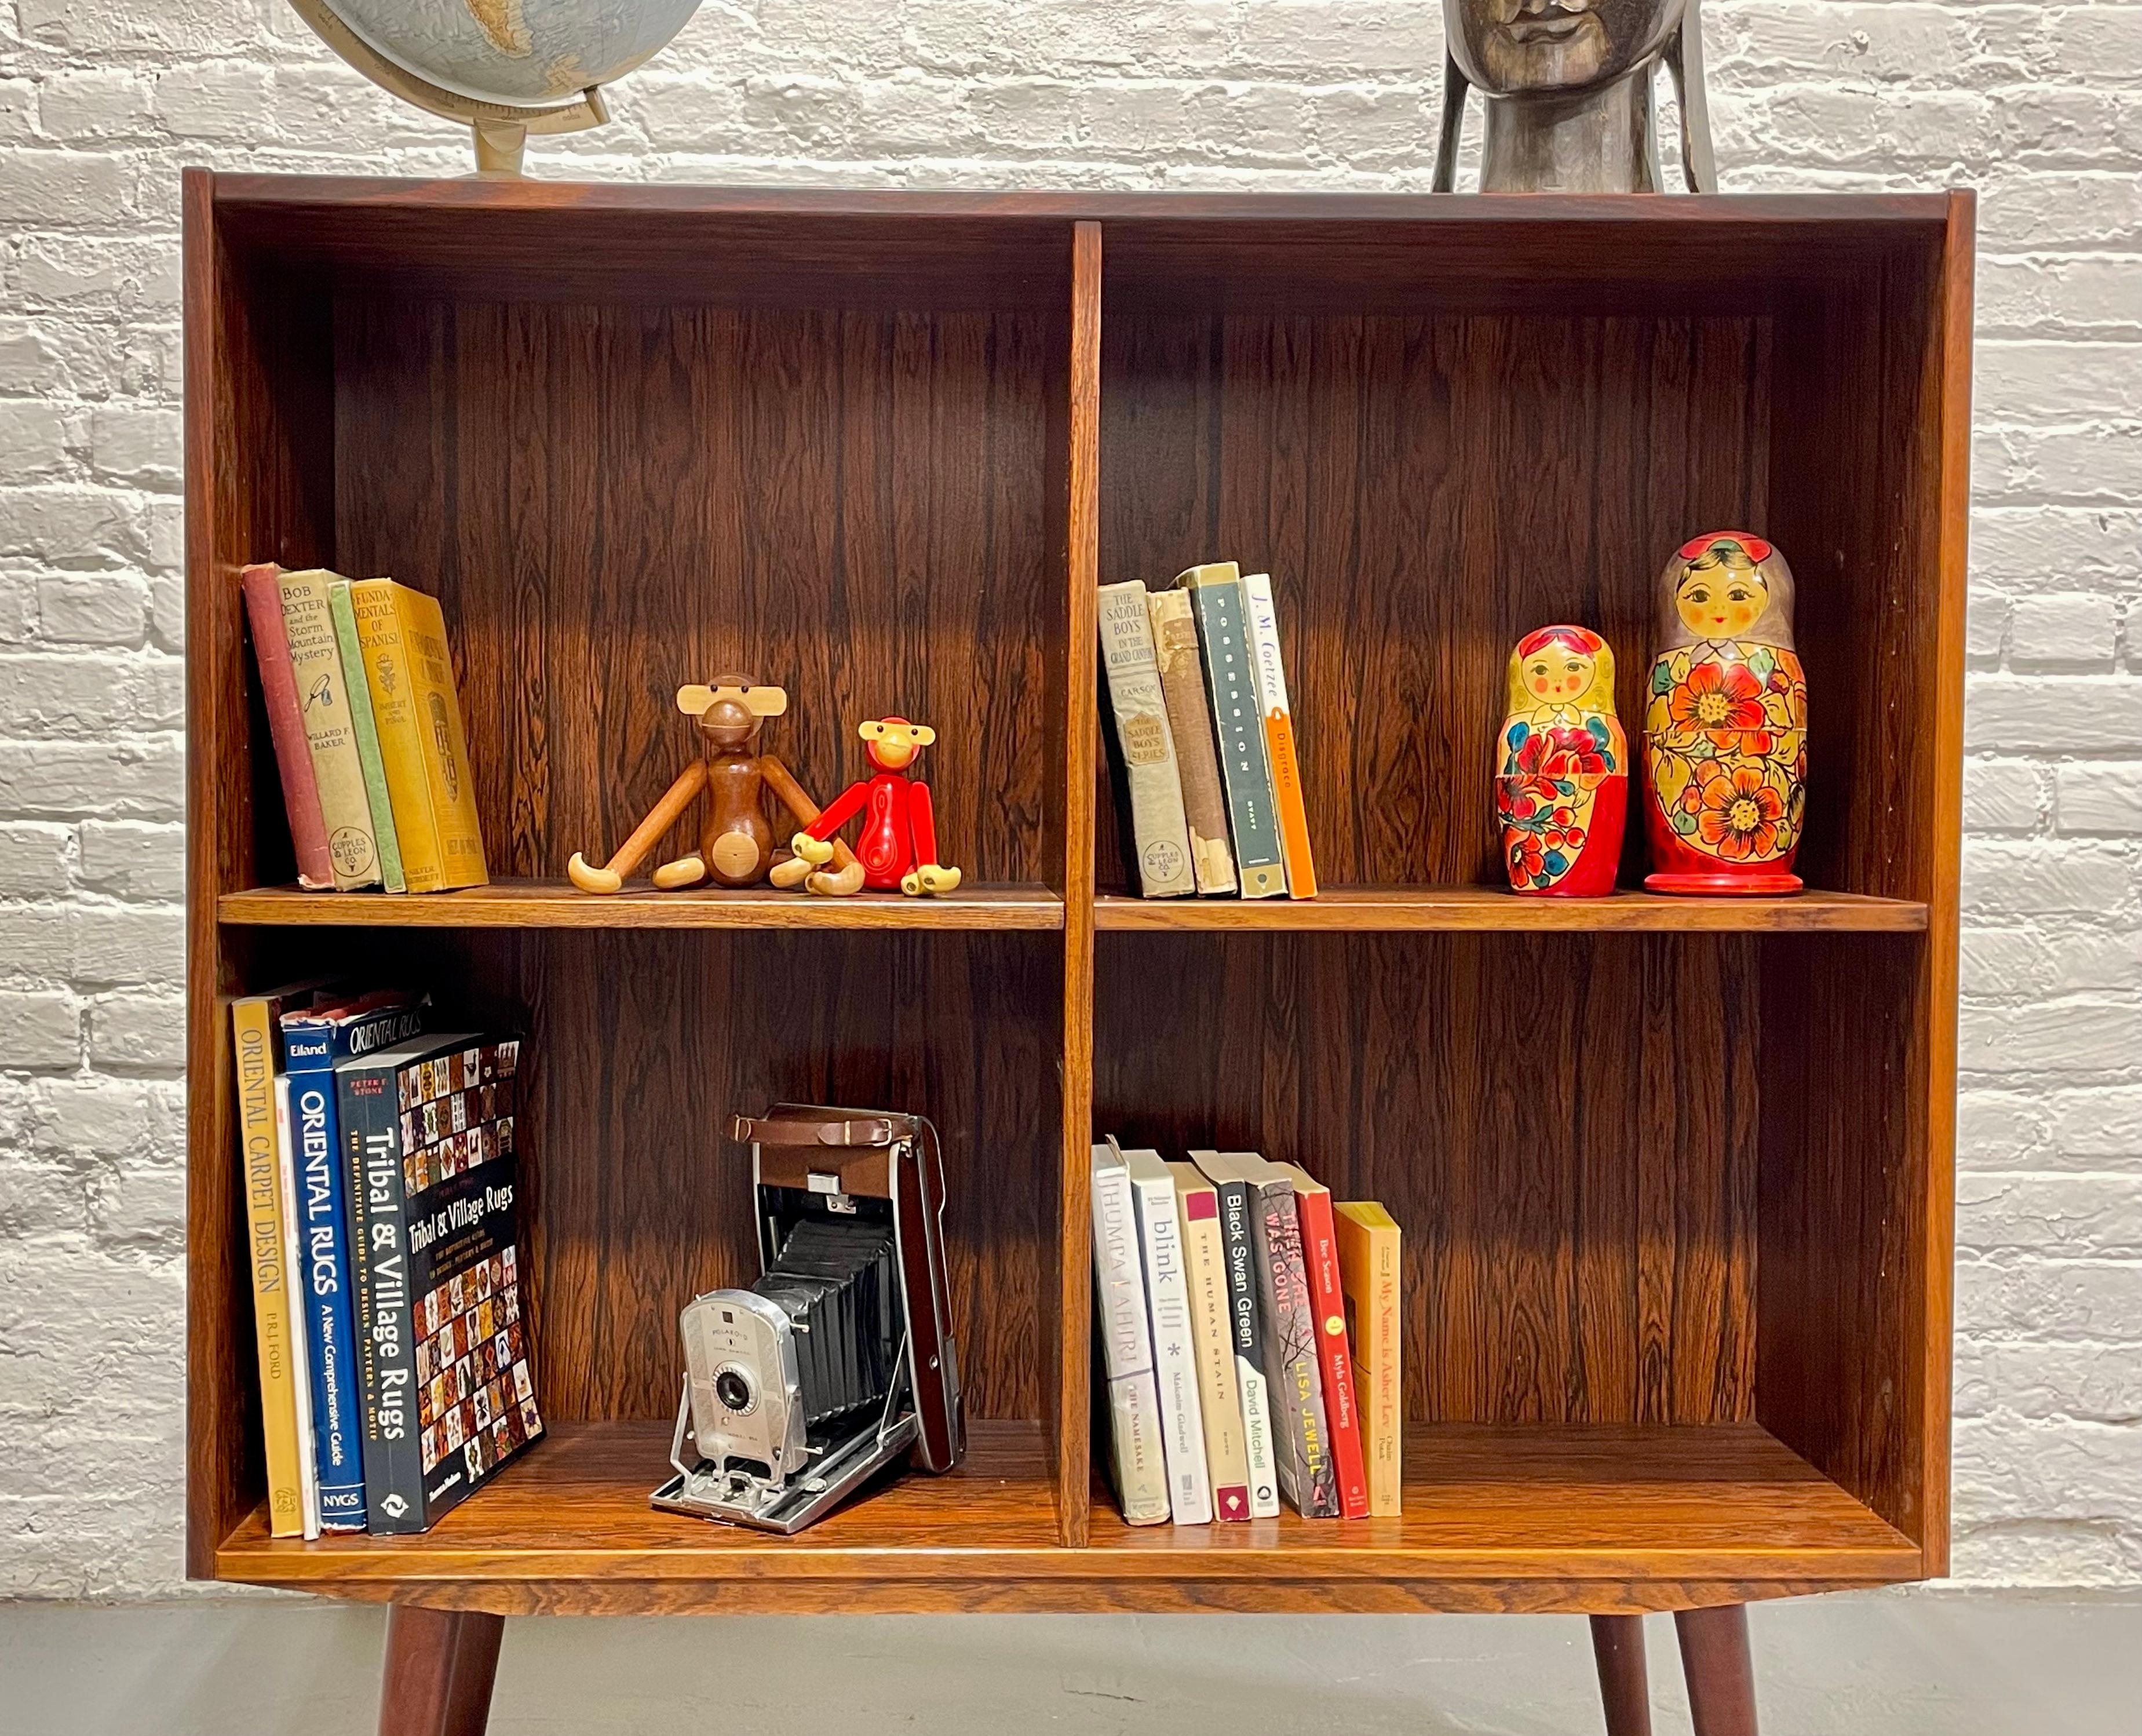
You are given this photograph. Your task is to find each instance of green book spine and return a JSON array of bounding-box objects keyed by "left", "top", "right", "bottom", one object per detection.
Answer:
[
  {"left": 329, "top": 578, "right": 406, "bottom": 893},
  {"left": 1180, "top": 565, "right": 1287, "bottom": 898}
]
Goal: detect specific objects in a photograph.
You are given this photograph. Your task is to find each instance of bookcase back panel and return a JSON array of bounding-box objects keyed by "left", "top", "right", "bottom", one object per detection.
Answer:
[
  {"left": 1093, "top": 931, "right": 1760, "bottom": 1425},
  {"left": 312, "top": 927, "right": 1063, "bottom": 1424},
  {"left": 330, "top": 294, "right": 1064, "bottom": 888},
  {"left": 1094, "top": 310, "right": 1772, "bottom": 893}
]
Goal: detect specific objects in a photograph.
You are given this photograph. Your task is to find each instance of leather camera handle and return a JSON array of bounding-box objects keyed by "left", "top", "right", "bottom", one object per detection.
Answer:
[{"left": 731, "top": 1114, "right": 899, "bottom": 1149}]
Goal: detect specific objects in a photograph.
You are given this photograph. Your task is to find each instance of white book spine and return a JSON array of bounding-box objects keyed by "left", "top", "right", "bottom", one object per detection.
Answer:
[
  {"left": 1089, "top": 1149, "right": 1171, "bottom": 1524},
  {"left": 1097, "top": 582, "right": 1195, "bottom": 898},
  {"left": 274, "top": 1073, "right": 323, "bottom": 1540},
  {"left": 1236, "top": 1359, "right": 1282, "bottom": 1518},
  {"left": 1129, "top": 1169, "right": 1212, "bottom": 1524}
]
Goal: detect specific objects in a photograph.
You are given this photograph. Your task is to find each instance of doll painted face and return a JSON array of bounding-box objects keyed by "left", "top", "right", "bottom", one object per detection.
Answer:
[
  {"left": 1523, "top": 641, "right": 1597, "bottom": 705},
  {"left": 1675, "top": 551, "right": 1768, "bottom": 641}
]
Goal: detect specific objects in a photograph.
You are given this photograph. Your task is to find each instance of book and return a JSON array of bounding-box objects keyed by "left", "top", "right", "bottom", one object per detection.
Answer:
[
  {"left": 1176, "top": 563, "right": 1286, "bottom": 899},
  {"left": 348, "top": 579, "right": 488, "bottom": 893},
  {"left": 1097, "top": 581, "right": 1195, "bottom": 899},
  {"left": 327, "top": 577, "right": 406, "bottom": 893},
  {"left": 1188, "top": 1151, "right": 1280, "bottom": 1518},
  {"left": 280, "top": 991, "right": 428, "bottom": 1531},
  {"left": 1279, "top": 1163, "right": 1369, "bottom": 1519},
  {"left": 273, "top": 1070, "right": 322, "bottom": 1538},
  {"left": 1089, "top": 1144, "right": 1172, "bottom": 1525},
  {"left": 231, "top": 981, "right": 328, "bottom": 1539},
  {"left": 1241, "top": 571, "right": 1318, "bottom": 899},
  {"left": 1228, "top": 1151, "right": 1337, "bottom": 1516},
  {"left": 339, "top": 1032, "right": 537, "bottom": 1533},
  {"left": 276, "top": 567, "right": 382, "bottom": 891},
  {"left": 1145, "top": 587, "right": 1237, "bottom": 896},
  {"left": 240, "top": 563, "right": 334, "bottom": 891},
  {"left": 1334, "top": 1201, "right": 1403, "bottom": 1517},
  {"left": 1118, "top": 1145, "right": 1212, "bottom": 1525},
  {"left": 1165, "top": 1161, "right": 1252, "bottom": 1520}
]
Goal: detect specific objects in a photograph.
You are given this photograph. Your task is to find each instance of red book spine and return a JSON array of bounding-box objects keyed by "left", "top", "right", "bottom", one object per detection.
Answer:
[
  {"left": 240, "top": 563, "right": 334, "bottom": 890},
  {"left": 1295, "top": 1187, "right": 1370, "bottom": 1518}
]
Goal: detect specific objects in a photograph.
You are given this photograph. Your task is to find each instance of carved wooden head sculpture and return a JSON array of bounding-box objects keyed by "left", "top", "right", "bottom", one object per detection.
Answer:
[
  {"left": 677, "top": 679, "right": 788, "bottom": 750},
  {"left": 1434, "top": 0, "right": 1714, "bottom": 193}
]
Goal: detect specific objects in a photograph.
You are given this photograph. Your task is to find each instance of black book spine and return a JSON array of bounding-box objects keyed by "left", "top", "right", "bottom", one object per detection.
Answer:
[
  {"left": 1215, "top": 1177, "right": 1265, "bottom": 1371},
  {"left": 340, "top": 1057, "right": 423, "bottom": 1533}
]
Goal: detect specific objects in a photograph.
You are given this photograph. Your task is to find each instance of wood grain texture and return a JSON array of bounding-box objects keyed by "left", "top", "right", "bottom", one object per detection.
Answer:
[
  {"left": 1093, "top": 888, "right": 1926, "bottom": 932},
  {"left": 218, "top": 880, "right": 1063, "bottom": 929},
  {"left": 1095, "top": 309, "right": 1770, "bottom": 895},
  {"left": 213, "top": 1418, "right": 1914, "bottom": 1612},
  {"left": 1755, "top": 203, "right": 1963, "bottom": 1564},
  {"left": 1096, "top": 932, "right": 1758, "bottom": 1426}
]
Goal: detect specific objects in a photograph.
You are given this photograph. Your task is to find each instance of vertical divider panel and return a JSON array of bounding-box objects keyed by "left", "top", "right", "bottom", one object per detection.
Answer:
[{"left": 1047, "top": 221, "right": 1103, "bottom": 1546}]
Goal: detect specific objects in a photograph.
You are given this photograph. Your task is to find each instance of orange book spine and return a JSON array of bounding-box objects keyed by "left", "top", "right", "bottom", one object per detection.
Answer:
[{"left": 1243, "top": 572, "right": 1318, "bottom": 898}]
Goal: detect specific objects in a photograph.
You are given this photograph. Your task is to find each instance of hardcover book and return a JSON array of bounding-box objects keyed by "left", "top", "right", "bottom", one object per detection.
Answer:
[
  {"left": 1227, "top": 1151, "right": 1337, "bottom": 1516},
  {"left": 1279, "top": 1164, "right": 1370, "bottom": 1519},
  {"left": 273, "top": 1071, "right": 322, "bottom": 1537},
  {"left": 339, "top": 1033, "right": 539, "bottom": 1533},
  {"left": 1097, "top": 581, "right": 1195, "bottom": 899},
  {"left": 1090, "top": 1144, "right": 1172, "bottom": 1525},
  {"left": 280, "top": 991, "right": 427, "bottom": 1530},
  {"left": 276, "top": 567, "right": 382, "bottom": 891},
  {"left": 231, "top": 980, "right": 330, "bottom": 1538},
  {"left": 1145, "top": 587, "right": 1238, "bottom": 895},
  {"left": 1165, "top": 1162, "right": 1252, "bottom": 1520},
  {"left": 348, "top": 579, "right": 488, "bottom": 893},
  {"left": 1334, "top": 1200, "right": 1403, "bottom": 1516},
  {"left": 1177, "top": 563, "right": 1286, "bottom": 899},
  {"left": 327, "top": 577, "right": 406, "bottom": 893},
  {"left": 1242, "top": 571, "right": 1318, "bottom": 899},
  {"left": 1119, "top": 1145, "right": 1212, "bottom": 1525},
  {"left": 1189, "top": 1150, "right": 1280, "bottom": 1517},
  {"left": 240, "top": 563, "right": 334, "bottom": 891}
]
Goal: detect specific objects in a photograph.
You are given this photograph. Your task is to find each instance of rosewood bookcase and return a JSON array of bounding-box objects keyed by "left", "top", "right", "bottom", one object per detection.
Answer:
[{"left": 184, "top": 173, "right": 1970, "bottom": 1734}]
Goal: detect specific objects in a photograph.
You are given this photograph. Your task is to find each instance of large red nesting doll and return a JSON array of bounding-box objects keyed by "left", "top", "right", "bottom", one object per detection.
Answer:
[
  {"left": 1495, "top": 625, "right": 1628, "bottom": 896},
  {"left": 1643, "top": 533, "right": 1807, "bottom": 894}
]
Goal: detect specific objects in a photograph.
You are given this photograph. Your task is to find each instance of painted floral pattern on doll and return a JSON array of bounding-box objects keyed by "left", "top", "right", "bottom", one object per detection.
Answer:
[{"left": 1645, "top": 641, "right": 1807, "bottom": 864}]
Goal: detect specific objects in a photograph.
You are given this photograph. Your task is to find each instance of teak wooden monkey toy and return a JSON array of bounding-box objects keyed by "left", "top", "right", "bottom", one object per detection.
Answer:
[
  {"left": 1643, "top": 533, "right": 1808, "bottom": 893},
  {"left": 564, "top": 679, "right": 860, "bottom": 894},
  {"left": 1495, "top": 625, "right": 1629, "bottom": 896},
  {"left": 788, "top": 717, "right": 963, "bottom": 896}
]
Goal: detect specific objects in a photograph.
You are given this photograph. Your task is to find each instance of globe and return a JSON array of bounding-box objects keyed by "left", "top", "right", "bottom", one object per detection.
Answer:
[{"left": 287, "top": 0, "right": 702, "bottom": 172}]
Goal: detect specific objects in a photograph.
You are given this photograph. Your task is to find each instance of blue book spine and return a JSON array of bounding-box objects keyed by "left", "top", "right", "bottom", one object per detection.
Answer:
[{"left": 280, "top": 998, "right": 425, "bottom": 1531}]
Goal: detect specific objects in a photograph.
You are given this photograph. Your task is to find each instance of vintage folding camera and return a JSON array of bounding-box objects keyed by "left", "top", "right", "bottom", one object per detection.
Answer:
[{"left": 651, "top": 1105, "right": 965, "bottom": 1533}]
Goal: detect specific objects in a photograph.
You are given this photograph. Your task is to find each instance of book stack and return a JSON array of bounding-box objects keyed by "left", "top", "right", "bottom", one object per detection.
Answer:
[
  {"left": 1097, "top": 563, "right": 1318, "bottom": 900},
  {"left": 233, "top": 983, "right": 541, "bottom": 1538},
  {"left": 242, "top": 564, "right": 488, "bottom": 893},
  {"left": 1091, "top": 1141, "right": 1400, "bottom": 1525}
]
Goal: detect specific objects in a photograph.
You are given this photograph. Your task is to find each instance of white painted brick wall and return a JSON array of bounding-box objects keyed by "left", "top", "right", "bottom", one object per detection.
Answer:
[{"left": 0, "top": 0, "right": 2135, "bottom": 1599}]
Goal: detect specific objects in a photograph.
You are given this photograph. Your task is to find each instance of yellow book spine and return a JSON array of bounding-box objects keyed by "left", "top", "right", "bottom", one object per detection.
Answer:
[
  {"left": 1334, "top": 1202, "right": 1402, "bottom": 1516},
  {"left": 232, "top": 994, "right": 306, "bottom": 1538},
  {"left": 391, "top": 584, "right": 489, "bottom": 889},
  {"left": 349, "top": 578, "right": 446, "bottom": 892}
]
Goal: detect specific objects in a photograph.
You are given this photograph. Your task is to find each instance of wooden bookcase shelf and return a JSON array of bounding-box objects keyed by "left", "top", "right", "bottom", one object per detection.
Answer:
[{"left": 185, "top": 175, "right": 1969, "bottom": 1639}]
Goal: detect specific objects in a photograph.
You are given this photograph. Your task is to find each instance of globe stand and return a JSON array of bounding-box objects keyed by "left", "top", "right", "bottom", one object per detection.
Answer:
[{"left": 286, "top": 0, "right": 610, "bottom": 176}]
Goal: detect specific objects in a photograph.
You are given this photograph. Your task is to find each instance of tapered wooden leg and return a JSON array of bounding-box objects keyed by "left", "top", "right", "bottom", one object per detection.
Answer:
[
  {"left": 379, "top": 1605, "right": 505, "bottom": 1736},
  {"left": 1590, "top": 1614, "right": 1654, "bottom": 1736},
  {"left": 1675, "top": 1604, "right": 1758, "bottom": 1736}
]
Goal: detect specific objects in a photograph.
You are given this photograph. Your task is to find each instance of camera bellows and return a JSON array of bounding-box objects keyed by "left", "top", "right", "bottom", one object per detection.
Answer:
[{"left": 756, "top": 1219, "right": 899, "bottom": 1429}]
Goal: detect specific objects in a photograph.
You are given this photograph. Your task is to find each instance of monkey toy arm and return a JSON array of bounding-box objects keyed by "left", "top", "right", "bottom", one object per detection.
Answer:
[
  {"left": 567, "top": 760, "right": 708, "bottom": 894},
  {"left": 898, "top": 780, "right": 962, "bottom": 896}
]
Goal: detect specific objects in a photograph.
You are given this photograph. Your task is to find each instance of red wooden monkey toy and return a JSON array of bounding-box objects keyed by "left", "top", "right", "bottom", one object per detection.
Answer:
[{"left": 789, "top": 716, "right": 962, "bottom": 896}]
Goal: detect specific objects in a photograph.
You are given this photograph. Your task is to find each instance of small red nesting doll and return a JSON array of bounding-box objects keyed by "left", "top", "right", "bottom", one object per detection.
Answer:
[
  {"left": 1643, "top": 532, "right": 1807, "bottom": 894},
  {"left": 1495, "top": 625, "right": 1628, "bottom": 896}
]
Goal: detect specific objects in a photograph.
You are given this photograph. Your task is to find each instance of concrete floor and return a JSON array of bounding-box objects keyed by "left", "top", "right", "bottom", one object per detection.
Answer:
[{"left": 0, "top": 1591, "right": 2134, "bottom": 1735}]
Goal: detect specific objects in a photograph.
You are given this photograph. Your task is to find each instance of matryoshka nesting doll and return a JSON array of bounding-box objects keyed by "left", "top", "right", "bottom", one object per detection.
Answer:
[
  {"left": 1643, "top": 533, "right": 1807, "bottom": 894},
  {"left": 1495, "top": 625, "right": 1628, "bottom": 895}
]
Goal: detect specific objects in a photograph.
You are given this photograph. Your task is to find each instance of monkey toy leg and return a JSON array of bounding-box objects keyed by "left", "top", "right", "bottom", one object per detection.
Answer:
[
  {"left": 566, "top": 761, "right": 707, "bottom": 894},
  {"left": 759, "top": 756, "right": 866, "bottom": 896}
]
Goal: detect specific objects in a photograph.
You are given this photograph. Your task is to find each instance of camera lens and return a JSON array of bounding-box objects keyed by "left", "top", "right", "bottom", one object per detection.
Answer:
[{"left": 714, "top": 1368, "right": 753, "bottom": 1413}]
